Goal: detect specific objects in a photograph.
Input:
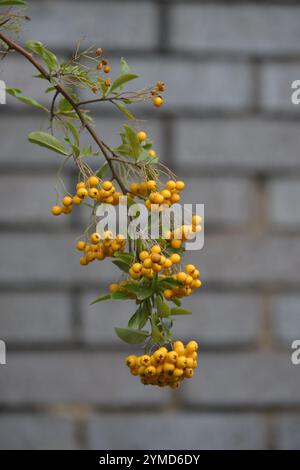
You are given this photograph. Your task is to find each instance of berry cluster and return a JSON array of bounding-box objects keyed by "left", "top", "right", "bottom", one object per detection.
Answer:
[
  {"left": 51, "top": 176, "right": 121, "bottom": 216},
  {"left": 125, "top": 340, "right": 198, "bottom": 388},
  {"left": 128, "top": 244, "right": 180, "bottom": 280},
  {"left": 76, "top": 231, "right": 125, "bottom": 265},
  {"left": 164, "top": 264, "right": 202, "bottom": 300}
]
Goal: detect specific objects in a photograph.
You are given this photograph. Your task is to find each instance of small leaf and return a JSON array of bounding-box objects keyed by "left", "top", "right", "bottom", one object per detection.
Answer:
[
  {"left": 111, "top": 291, "right": 131, "bottom": 300},
  {"left": 90, "top": 293, "right": 111, "bottom": 305},
  {"left": 112, "top": 259, "right": 130, "bottom": 273},
  {"left": 113, "top": 101, "right": 135, "bottom": 120},
  {"left": 120, "top": 57, "right": 131, "bottom": 75},
  {"left": 136, "top": 286, "right": 154, "bottom": 301},
  {"left": 96, "top": 163, "right": 109, "bottom": 179},
  {"left": 124, "top": 125, "right": 140, "bottom": 159},
  {"left": 170, "top": 297, "right": 181, "bottom": 307},
  {"left": 25, "top": 40, "right": 58, "bottom": 71},
  {"left": 109, "top": 73, "right": 138, "bottom": 94},
  {"left": 156, "top": 297, "right": 171, "bottom": 317},
  {"left": 66, "top": 122, "right": 80, "bottom": 146},
  {"left": 6, "top": 88, "right": 48, "bottom": 112},
  {"left": 170, "top": 307, "right": 192, "bottom": 316},
  {"left": 28, "top": 131, "right": 68, "bottom": 156},
  {"left": 0, "top": 0, "right": 27, "bottom": 5},
  {"left": 115, "top": 327, "right": 148, "bottom": 344},
  {"left": 128, "top": 305, "right": 149, "bottom": 329}
]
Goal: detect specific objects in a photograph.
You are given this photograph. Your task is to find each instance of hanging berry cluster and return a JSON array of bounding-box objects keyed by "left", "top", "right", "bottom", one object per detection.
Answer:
[{"left": 0, "top": 2, "right": 203, "bottom": 390}]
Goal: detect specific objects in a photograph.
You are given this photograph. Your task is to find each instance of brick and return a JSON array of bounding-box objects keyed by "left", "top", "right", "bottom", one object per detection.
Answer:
[
  {"left": 88, "top": 413, "right": 266, "bottom": 450},
  {"left": 169, "top": 5, "right": 300, "bottom": 55},
  {"left": 0, "top": 292, "right": 72, "bottom": 343},
  {"left": 23, "top": 1, "right": 158, "bottom": 50},
  {"left": 182, "top": 176, "right": 258, "bottom": 226},
  {"left": 80, "top": 291, "right": 137, "bottom": 345},
  {"left": 272, "top": 295, "right": 300, "bottom": 346},
  {"left": 172, "top": 293, "right": 261, "bottom": 347},
  {"left": 114, "top": 58, "right": 252, "bottom": 111},
  {"left": 274, "top": 414, "right": 300, "bottom": 450},
  {"left": 0, "top": 233, "right": 116, "bottom": 285},
  {"left": 173, "top": 119, "right": 300, "bottom": 172},
  {"left": 261, "top": 63, "right": 300, "bottom": 113},
  {"left": 0, "top": 414, "right": 74, "bottom": 450},
  {"left": 0, "top": 352, "right": 169, "bottom": 405},
  {"left": 183, "top": 352, "right": 300, "bottom": 407},
  {"left": 0, "top": 115, "right": 64, "bottom": 167},
  {"left": 183, "top": 234, "right": 300, "bottom": 286},
  {"left": 0, "top": 56, "right": 47, "bottom": 107},
  {"left": 0, "top": 174, "right": 70, "bottom": 224},
  {"left": 267, "top": 179, "right": 300, "bottom": 228}
]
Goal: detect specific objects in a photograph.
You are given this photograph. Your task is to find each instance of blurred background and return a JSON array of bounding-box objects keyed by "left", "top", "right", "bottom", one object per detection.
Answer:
[{"left": 1, "top": 0, "right": 300, "bottom": 450}]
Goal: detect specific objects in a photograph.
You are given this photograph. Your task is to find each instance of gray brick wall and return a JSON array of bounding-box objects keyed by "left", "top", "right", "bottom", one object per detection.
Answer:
[{"left": 0, "top": 0, "right": 300, "bottom": 450}]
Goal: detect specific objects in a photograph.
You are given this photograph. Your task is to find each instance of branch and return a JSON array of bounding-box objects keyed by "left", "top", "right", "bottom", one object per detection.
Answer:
[{"left": 0, "top": 30, "right": 128, "bottom": 194}]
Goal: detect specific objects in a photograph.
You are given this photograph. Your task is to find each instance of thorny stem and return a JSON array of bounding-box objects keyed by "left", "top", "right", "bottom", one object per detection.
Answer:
[{"left": 0, "top": 30, "right": 128, "bottom": 194}]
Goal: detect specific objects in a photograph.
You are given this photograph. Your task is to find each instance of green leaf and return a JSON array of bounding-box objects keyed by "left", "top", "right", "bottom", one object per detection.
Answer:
[
  {"left": 124, "top": 125, "right": 140, "bottom": 159},
  {"left": 109, "top": 73, "right": 138, "bottom": 94},
  {"left": 0, "top": 0, "right": 27, "bottom": 5},
  {"left": 112, "top": 259, "right": 130, "bottom": 273},
  {"left": 111, "top": 291, "right": 131, "bottom": 300},
  {"left": 90, "top": 293, "right": 111, "bottom": 305},
  {"left": 128, "top": 305, "right": 149, "bottom": 330},
  {"left": 170, "top": 307, "right": 192, "bottom": 316},
  {"left": 25, "top": 40, "right": 58, "bottom": 71},
  {"left": 156, "top": 296, "right": 171, "bottom": 317},
  {"left": 66, "top": 121, "right": 80, "bottom": 146},
  {"left": 113, "top": 101, "right": 135, "bottom": 120},
  {"left": 28, "top": 131, "right": 69, "bottom": 156},
  {"left": 136, "top": 286, "right": 154, "bottom": 301},
  {"left": 96, "top": 162, "right": 109, "bottom": 179},
  {"left": 170, "top": 297, "right": 181, "bottom": 307},
  {"left": 115, "top": 327, "right": 149, "bottom": 344},
  {"left": 120, "top": 57, "right": 131, "bottom": 75},
  {"left": 6, "top": 88, "right": 48, "bottom": 112}
]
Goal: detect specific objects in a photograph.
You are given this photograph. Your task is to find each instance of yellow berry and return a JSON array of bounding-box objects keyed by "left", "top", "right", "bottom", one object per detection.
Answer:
[
  {"left": 176, "top": 356, "right": 187, "bottom": 368},
  {"left": 89, "top": 188, "right": 98, "bottom": 198},
  {"left": 139, "top": 251, "right": 149, "bottom": 261},
  {"left": 164, "top": 289, "right": 173, "bottom": 300},
  {"left": 177, "top": 272, "right": 187, "bottom": 283},
  {"left": 175, "top": 181, "right": 185, "bottom": 191},
  {"left": 161, "top": 189, "right": 171, "bottom": 199},
  {"left": 163, "top": 362, "right": 175, "bottom": 374},
  {"left": 62, "top": 196, "right": 73, "bottom": 207},
  {"left": 104, "top": 65, "right": 110, "bottom": 73},
  {"left": 51, "top": 205, "right": 62, "bottom": 216},
  {"left": 140, "top": 355, "right": 151, "bottom": 366},
  {"left": 109, "top": 283, "right": 119, "bottom": 293},
  {"left": 87, "top": 175, "right": 100, "bottom": 187},
  {"left": 185, "top": 275, "right": 193, "bottom": 285},
  {"left": 79, "top": 256, "right": 87, "bottom": 266},
  {"left": 145, "top": 366, "right": 156, "bottom": 376},
  {"left": 173, "top": 368, "right": 184, "bottom": 377},
  {"left": 153, "top": 96, "right": 163, "bottom": 107},
  {"left": 166, "top": 180, "right": 176, "bottom": 191},
  {"left": 76, "top": 241, "right": 86, "bottom": 251},
  {"left": 192, "top": 215, "right": 202, "bottom": 226},
  {"left": 148, "top": 149, "right": 156, "bottom": 158},
  {"left": 171, "top": 239, "right": 182, "bottom": 249},
  {"left": 186, "top": 264, "right": 196, "bottom": 274},
  {"left": 76, "top": 182, "right": 85, "bottom": 190},
  {"left": 163, "top": 259, "right": 172, "bottom": 269},
  {"left": 171, "top": 193, "right": 180, "bottom": 203},
  {"left": 102, "top": 181, "right": 113, "bottom": 191},
  {"left": 173, "top": 340, "right": 184, "bottom": 350},
  {"left": 143, "top": 258, "right": 152, "bottom": 269},
  {"left": 170, "top": 253, "right": 181, "bottom": 264},
  {"left": 77, "top": 187, "right": 88, "bottom": 199},
  {"left": 137, "top": 131, "right": 147, "bottom": 142},
  {"left": 146, "top": 180, "right": 156, "bottom": 190},
  {"left": 90, "top": 232, "right": 101, "bottom": 243},
  {"left": 186, "top": 340, "right": 198, "bottom": 353},
  {"left": 186, "top": 357, "right": 194, "bottom": 368},
  {"left": 151, "top": 245, "right": 161, "bottom": 254},
  {"left": 125, "top": 355, "right": 137, "bottom": 368},
  {"left": 166, "top": 351, "right": 178, "bottom": 364},
  {"left": 132, "top": 262, "right": 142, "bottom": 273},
  {"left": 184, "top": 368, "right": 194, "bottom": 378},
  {"left": 72, "top": 195, "right": 82, "bottom": 205}
]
